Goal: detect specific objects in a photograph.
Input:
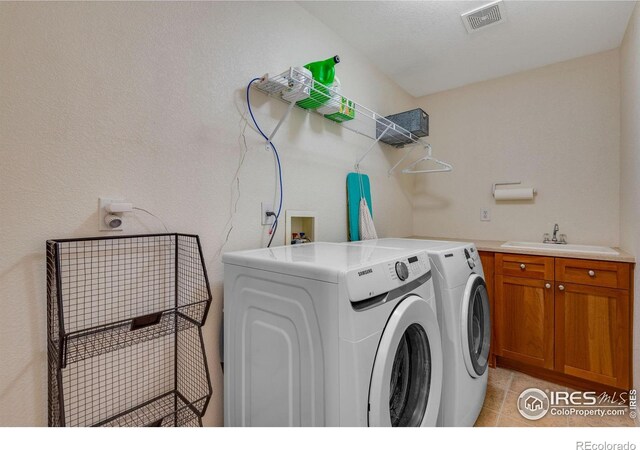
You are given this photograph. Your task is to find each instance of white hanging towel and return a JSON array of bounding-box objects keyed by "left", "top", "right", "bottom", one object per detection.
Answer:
[{"left": 359, "top": 197, "right": 378, "bottom": 240}]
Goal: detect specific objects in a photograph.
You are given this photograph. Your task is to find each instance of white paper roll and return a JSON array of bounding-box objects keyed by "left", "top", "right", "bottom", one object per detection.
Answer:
[{"left": 494, "top": 188, "right": 535, "bottom": 200}]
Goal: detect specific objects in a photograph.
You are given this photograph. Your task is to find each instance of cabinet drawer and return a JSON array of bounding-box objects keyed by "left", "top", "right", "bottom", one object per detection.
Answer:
[
  {"left": 555, "top": 258, "right": 630, "bottom": 290},
  {"left": 496, "top": 253, "right": 554, "bottom": 280}
]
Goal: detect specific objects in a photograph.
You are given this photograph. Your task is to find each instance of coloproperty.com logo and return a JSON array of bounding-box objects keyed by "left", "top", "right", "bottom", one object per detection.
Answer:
[
  {"left": 517, "top": 388, "right": 551, "bottom": 420},
  {"left": 517, "top": 387, "right": 637, "bottom": 420}
]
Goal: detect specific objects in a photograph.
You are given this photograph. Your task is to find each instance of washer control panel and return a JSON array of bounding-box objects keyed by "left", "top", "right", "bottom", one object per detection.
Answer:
[
  {"left": 388, "top": 254, "right": 429, "bottom": 282},
  {"left": 345, "top": 251, "right": 431, "bottom": 302},
  {"left": 395, "top": 261, "right": 409, "bottom": 280},
  {"left": 464, "top": 248, "right": 476, "bottom": 269}
]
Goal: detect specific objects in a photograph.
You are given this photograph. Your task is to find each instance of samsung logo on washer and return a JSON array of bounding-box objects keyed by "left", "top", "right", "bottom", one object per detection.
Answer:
[{"left": 358, "top": 268, "right": 373, "bottom": 277}]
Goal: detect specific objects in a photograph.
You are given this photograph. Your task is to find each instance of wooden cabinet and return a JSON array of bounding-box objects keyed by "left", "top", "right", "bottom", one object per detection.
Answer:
[
  {"left": 492, "top": 253, "right": 633, "bottom": 391},
  {"left": 495, "top": 254, "right": 555, "bottom": 369},
  {"left": 555, "top": 281, "right": 630, "bottom": 389}
]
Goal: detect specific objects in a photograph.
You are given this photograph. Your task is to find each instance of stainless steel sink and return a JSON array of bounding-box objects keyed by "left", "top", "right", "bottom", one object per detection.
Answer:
[{"left": 501, "top": 241, "right": 619, "bottom": 255}]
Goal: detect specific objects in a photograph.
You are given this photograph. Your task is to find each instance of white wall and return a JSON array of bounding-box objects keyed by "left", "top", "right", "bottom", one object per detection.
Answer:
[
  {"left": 412, "top": 50, "right": 621, "bottom": 246},
  {"left": 1, "top": 1, "right": 636, "bottom": 428},
  {"left": 619, "top": 2, "right": 640, "bottom": 400},
  {"left": 0, "top": 2, "right": 416, "bottom": 426}
]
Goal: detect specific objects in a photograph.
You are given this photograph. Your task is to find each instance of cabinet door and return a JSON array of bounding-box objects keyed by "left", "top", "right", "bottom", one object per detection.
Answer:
[
  {"left": 495, "top": 275, "right": 554, "bottom": 369},
  {"left": 478, "top": 251, "right": 495, "bottom": 367},
  {"left": 555, "top": 282, "right": 630, "bottom": 389}
]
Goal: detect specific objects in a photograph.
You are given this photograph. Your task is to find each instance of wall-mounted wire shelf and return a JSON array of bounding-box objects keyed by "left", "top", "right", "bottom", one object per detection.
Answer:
[
  {"left": 47, "top": 233, "right": 212, "bottom": 427},
  {"left": 253, "top": 67, "right": 452, "bottom": 174}
]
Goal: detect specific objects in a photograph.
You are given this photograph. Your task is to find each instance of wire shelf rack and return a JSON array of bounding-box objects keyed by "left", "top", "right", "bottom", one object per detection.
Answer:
[
  {"left": 253, "top": 67, "right": 452, "bottom": 174},
  {"left": 255, "top": 66, "right": 423, "bottom": 147},
  {"left": 50, "top": 325, "right": 211, "bottom": 427},
  {"left": 47, "top": 233, "right": 212, "bottom": 427},
  {"left": 61, "top": 307, "right": 205, "bottom": 366},
  {"left": 100, "top": 391, "right": 203, "bottom": 427}
]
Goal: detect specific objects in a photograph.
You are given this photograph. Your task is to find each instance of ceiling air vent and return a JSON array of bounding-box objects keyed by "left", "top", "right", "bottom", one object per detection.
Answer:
[{"left": 461, "top": 0, "right": 507, "bottom": 33}]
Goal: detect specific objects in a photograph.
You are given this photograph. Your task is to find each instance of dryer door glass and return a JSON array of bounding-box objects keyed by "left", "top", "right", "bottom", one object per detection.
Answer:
[
  {"left": 389, "top": 323, "right": 431, "bottom": 427},
  {"left": 466, "top": 277, "right": 490, "bottom": 376}
]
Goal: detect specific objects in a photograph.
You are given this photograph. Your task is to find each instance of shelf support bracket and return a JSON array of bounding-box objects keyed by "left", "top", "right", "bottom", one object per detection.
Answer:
[
  {"left": 355, "top": 122, "right": 392, "bottom": 171},
  {"left": 267, "top": 96, "right": 297, "bottom": 148},
  {"left": 388, "top": 144, "right": 421, "bottom": 176}
]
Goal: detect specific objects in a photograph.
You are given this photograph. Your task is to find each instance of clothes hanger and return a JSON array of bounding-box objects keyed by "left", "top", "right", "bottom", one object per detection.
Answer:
[{"left": 388, "top": 143, "right": 453, "bottom": 175}]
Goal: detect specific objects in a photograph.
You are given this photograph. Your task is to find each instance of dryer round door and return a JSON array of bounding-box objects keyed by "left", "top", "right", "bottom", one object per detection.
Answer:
[
  {"left": 461, "top": 274, "right": 491, "bottom": 377},
  {"left": 368, "top": 295, "right": 443, "bottom": 427}
]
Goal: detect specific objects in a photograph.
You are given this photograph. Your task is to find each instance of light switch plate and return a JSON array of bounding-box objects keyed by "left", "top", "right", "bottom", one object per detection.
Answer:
[{"left": 480, "top": 208, "right": 491, "bottom": 222}]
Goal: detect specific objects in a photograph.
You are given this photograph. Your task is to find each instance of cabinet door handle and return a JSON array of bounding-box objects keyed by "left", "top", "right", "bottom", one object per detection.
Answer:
[
  {"left": 545, "top": 283, "right": 551, "bottom": 289},
  {"left": 588, "top": 270, "right": 595, "bottom": 277},
  {"left": 520, "top": 264, "right": 526, "bottom": 270},
  {"left": 558, "top": 284, "right": 565, "bottom": 291}
]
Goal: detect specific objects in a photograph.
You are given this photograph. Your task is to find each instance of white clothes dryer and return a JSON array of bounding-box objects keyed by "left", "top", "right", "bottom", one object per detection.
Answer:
[
  {"left": 223, "top": 242, "right": 443, "bottom": 427},
  {"left": 352, "top": 238, "right": 491, "bottom": 427}
]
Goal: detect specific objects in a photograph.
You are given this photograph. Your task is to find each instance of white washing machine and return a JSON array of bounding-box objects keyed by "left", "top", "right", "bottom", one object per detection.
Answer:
[
  {"left": 223, "top": 242, "right": 443, "bottom": 427},
  {"left": 352, "top": 238, "right": 491, "bottom": 427}
]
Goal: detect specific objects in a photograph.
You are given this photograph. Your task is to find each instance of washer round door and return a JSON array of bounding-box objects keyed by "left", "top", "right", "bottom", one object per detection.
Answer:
[
  {"left": 461, "top": 274, "right": 491, "bottom": 378},
  {"left": 368, "top": 295, "right": 443, "bottom": 427}
]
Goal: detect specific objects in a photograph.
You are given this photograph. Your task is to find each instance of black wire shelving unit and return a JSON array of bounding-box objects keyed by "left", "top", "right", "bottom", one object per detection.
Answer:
[{"left": 47, "top": 233, "right": 212, "bottom": 427}]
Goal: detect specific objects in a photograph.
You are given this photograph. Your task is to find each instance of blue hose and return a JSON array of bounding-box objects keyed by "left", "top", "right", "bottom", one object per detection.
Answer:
[{"left": 246, "top": 78, "right": 283, "bottom": 245}]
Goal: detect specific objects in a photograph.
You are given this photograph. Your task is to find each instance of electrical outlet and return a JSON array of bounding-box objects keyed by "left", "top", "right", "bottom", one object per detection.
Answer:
[
  {"left": 480, "top": 208, "right": 491, "bottom": 222},
  {"left": 261, "top": 202, "right": 275, "bottom": 225},
  {"left": 99, "top": 197, "right": 125, "bottom": 231}
]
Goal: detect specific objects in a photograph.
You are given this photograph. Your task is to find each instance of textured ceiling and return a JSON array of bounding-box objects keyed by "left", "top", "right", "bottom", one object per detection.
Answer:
[{"left": 300, "top": 1, "right": 635, "bottom": 97}]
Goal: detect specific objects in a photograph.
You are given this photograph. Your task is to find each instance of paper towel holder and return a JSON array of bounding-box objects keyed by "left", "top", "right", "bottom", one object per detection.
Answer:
[{"left": 492, "top": 181, "right": 537, "bottom": 197}]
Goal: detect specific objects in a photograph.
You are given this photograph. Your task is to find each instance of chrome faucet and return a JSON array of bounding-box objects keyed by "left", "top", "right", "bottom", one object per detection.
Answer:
[
  {"left": 543, "top": 223, "right": 567, "bottom": 244},
  {"left": 552, "top": 223, "right": 559, "bottom": 243}
]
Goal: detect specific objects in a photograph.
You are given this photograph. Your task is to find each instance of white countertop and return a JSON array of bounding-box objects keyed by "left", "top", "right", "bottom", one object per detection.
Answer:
[{"left": 409, "top": 236, "right": 635, "bottom": 263}]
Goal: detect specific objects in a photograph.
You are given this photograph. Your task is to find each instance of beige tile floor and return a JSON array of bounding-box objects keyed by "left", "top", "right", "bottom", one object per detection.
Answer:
[{"left": 474, "top": 367, "right": 638, "bottom": 427}]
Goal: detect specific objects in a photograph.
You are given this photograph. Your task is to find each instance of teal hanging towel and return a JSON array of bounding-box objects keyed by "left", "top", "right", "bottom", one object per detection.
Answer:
[{"left": 346, "top": 172, "right": 373, "bottom": 241}]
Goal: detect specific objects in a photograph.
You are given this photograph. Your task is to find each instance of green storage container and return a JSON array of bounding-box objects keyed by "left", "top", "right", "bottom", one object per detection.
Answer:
[
  {"left": 324, "top": 97, "right": 355, "bottom": 123},
  {"left": 297, "top": 55, "right": 340, "bottom": 110}
]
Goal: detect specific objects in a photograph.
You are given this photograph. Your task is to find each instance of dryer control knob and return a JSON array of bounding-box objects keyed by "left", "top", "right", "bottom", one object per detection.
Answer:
[
  {"left": 464, "top": 248, "right": 476, "bottom": 269},
  {"left": 395, "top": 261, "right": 409, "bottom": 281}
]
